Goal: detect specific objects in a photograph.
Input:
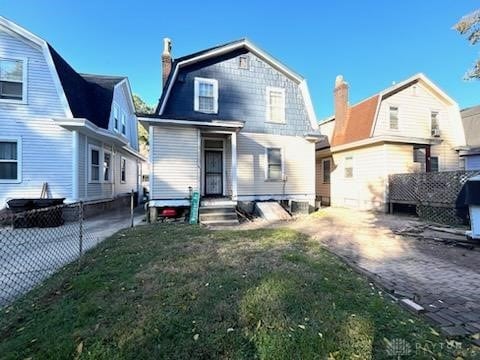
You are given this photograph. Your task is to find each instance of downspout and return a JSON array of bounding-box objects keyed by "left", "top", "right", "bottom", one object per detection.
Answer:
[
  {"left": 72, "top": 131, "right": 79, "bottom": 202},
  {"left": 112, "top": 145, "right": 116, "bottom": 199}
]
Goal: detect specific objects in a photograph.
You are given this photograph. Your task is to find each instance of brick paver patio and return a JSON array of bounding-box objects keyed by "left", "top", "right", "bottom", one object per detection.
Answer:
[{"left": 287, "top": 208, "right": 480, "bottom": 338}]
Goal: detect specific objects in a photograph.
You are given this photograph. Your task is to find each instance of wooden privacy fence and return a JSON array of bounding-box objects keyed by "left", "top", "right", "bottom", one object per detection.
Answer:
[{"left": 389, "top": 170, "right": 480, "bottom": 225}]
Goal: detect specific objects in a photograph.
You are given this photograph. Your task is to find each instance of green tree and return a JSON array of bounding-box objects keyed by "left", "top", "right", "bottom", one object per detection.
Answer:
[
  {"left": 454, "top": 9, "right": 480, "bottom": 79},
  {"left": 133, "top": 94, "right": 155, "bottom": 148}
]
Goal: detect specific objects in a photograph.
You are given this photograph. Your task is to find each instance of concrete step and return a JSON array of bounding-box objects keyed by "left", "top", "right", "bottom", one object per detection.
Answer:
[
  {"left": 200, "top": 199, "right": 237, "bottom": 207},
  {"left": 199, "top": 206, "right": 237, "bottom": 214},
  {"left": 200, "top": 212, "right": 239, "bottom": 222},
  {"left": 201, "top": 219, "right": 239, "bottom": 227}
]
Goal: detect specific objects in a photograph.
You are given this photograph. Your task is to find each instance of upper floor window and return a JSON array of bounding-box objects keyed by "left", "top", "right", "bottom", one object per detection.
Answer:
[
  {"left": 0, "top": 139, "right": 20, "bottom": 182},
  {"left": 266, "top": 86, "right": 285, "bottom": 123},
  {"left": 431, "top": 111, "right": 440, "bottom": 136},
  {"left": 266, "top": 147, "right": 283, "bottom": 181},
  {"left": 0, "top": 58, "right": 25, "bottom": 102},
  {"left": 344, "top": 156, "right": 353, "bottom": 178},
  {"left": 113, "top": 104, "right": 119, "bottom": 132},
  {"left": 194, "top": 77, "right": 218, "bottom": 114},
  {"left": 121, "top": 112, "right": 126, "bottom": 135},
  {"left": 389, "top": 106, "right": 399, "bottom": 130}
]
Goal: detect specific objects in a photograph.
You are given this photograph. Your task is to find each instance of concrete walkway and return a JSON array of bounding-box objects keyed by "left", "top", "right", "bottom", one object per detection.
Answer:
[{"left": 0, "top": 209, "right": 145, "bottom": 307}]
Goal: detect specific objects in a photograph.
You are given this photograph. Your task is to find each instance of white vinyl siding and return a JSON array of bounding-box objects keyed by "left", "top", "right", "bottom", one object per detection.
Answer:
[
  {"left": 151, "top": 126, "right": 200, "bottom": 199},
  {"left": 194, "top": 77, "right": 218, "bottom": 114},
  {"left": 237, "top": 132, "right": 315, "bottom": 202},
  {"left": 266, "top": 86, "right": 285, "bottom": 123},
  {"left": 109, "top": 85, "right": 139, "bottom": 150},
  {"left": 373, "top": 82, "right": 463, "bottom": 171},
  {"left": 0, "top": 28, "right": 72, "bottom": 207}
]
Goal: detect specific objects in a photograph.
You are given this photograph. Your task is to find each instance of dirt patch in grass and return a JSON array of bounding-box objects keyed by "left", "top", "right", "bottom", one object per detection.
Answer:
[{"left": 0, "top": 224, "right": 478, "bottom": 359}]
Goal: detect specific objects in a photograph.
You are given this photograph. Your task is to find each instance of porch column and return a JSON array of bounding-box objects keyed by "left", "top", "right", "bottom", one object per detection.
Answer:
[{"left": 231, "top": 131, "right": 238, "bottom": 200}]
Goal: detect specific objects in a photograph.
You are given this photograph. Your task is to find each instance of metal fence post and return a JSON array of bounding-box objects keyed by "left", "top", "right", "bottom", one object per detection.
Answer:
[
  {"left": 130, "top": 190, "right": 134, "bottom": 228},
  {"left": 78, "top": 201, "right": 84, "bottom": 269}
]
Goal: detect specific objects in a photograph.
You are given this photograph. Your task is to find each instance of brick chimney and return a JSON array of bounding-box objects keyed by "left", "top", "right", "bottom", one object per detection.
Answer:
[
  {"left": 334, "top": 75, "right": 349, "bottom": 135},
  {"left": 162, "top": 38, "right": 172, "bottom": 88}
]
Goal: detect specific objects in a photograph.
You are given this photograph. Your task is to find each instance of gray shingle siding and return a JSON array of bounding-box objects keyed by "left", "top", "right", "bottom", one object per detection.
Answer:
[{"left": 162, "top": 50, "right": 313, "bottom": 137}]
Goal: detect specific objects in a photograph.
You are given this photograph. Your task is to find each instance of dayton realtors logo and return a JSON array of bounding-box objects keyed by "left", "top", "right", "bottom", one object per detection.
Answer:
[{"left": 386, "top": 338, "right": 412, "bottom": 357}]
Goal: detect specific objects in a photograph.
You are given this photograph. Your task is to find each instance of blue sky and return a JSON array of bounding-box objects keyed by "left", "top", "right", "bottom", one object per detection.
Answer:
[{"left": 1, "top": 0, "right": 479, "bottom": 119}]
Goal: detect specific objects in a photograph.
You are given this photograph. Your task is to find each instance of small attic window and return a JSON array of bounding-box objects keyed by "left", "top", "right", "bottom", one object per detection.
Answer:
[{"left": 239, "top": 56, "right": 249, "bottom": 69}]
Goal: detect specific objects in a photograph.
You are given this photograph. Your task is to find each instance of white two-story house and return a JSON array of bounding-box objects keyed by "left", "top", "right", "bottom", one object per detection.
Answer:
[
  {"left": 0, "top": 16, "right": 145, "bottom": 210},
  {"left": 316, "top": 73, "right": 466, "bottom": 211}
]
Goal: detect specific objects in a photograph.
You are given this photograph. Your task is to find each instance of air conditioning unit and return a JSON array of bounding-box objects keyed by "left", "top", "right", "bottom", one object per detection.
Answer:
[{"left": 431, "top": 128, "right": 441, "bottom": 137}]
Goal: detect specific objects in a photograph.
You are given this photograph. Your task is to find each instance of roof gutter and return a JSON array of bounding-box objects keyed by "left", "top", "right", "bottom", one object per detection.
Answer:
[
  {"left": 53, "top": 117, "right": 130, "bottom": 147},
  {"left": 330, "top": 135, "right": 442, "bottom": 153},
  {"left": 138, "top": 116, "right": 245, "bottom": 130}
]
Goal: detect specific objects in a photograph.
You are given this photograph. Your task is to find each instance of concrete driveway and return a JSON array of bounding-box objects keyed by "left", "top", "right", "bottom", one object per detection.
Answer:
[
  {"left": 285, "top": 208, "right": 480, "bottom": 337},
  {"left": 0, "top": 209, "right": 145, "bottom": 307}
]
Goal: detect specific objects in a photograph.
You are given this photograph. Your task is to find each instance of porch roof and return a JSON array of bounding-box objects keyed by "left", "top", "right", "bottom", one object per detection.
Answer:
[{"left": 138, "top": 116, "right": 244, "bottom": 131}]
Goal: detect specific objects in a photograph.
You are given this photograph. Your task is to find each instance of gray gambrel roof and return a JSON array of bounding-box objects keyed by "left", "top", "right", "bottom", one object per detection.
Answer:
[{"left": 48, "top": 44, "right": 126, "bottom": 130}]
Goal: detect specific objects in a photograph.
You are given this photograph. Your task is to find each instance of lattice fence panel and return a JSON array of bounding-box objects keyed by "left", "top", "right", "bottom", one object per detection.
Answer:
[{"left": 389, "top": 170, "right": 480, "bottom": 225}]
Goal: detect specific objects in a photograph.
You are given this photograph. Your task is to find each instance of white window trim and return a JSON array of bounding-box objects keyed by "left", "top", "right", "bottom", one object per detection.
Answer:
[
  {"left": 264, "top": 147, "right": 285, "bottom": 181},
  {"left": 344, "top": 156, "right": 354, "bottom": 179},
  {"left": 120, "top": 156, "right": 127, "bottom": 184},
  {"left": 265, "top": 86, "right": 286, "bottom": 124},
  {"left": 388, "top": 104, "right": 399, "bottom": 131},
  {"left": 113, "top": 103, "right": 119, "bottom": 132},
  {"left": 88, "top": 144, "right": 101, "bottom": 183},
  {"left": 322, "top": 158, "right": 331, "bottom": 184},
  {"left": 0, "top": 56, "right": 28, "bottom": 105},
  {"left": 194, "top": 77, "right": 218, "bottom": 114},
  {"left": 0, "top": 136, "right": 22, "bottom": 184},
  {"left": 103, "top": 149, "right": 112, "bottom": 183}
]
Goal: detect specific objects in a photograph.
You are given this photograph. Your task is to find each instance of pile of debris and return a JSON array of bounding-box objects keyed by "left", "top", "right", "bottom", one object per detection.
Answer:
[{"left": 393, "top": 222, "right": 479, "bottom": 250}]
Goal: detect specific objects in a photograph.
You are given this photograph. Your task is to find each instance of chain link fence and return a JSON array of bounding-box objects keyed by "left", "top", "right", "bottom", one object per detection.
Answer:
[{"left": 0, "top": 202, "right": 99, "bottom": 307}]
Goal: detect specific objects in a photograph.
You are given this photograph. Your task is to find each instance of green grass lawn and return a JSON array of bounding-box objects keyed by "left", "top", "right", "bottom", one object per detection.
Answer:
[{"left": 1, "top": 224, "right": 478, "bottom": 359}]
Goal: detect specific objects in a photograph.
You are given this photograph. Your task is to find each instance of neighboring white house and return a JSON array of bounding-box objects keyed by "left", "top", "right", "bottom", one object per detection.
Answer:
[
  {"left": 140, "top": 38, "right": 321, "bottom": 224},
  {"left": 460, "top": 105, "right": 480, "bottom": 170},
  {"left": 0, "top": 16, "right": 145, "bottom": 209},
  {"left": 316, "top": 73, "right": 466, "bottom": 211}
]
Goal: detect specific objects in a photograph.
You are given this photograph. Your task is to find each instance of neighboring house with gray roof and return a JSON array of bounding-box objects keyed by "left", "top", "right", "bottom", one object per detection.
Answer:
[
  {"left": 460, "top": 105, "right": 480, "bottom": 170},
  {"left": 0, "top": 16, "right": 145, "bottom": 209}
]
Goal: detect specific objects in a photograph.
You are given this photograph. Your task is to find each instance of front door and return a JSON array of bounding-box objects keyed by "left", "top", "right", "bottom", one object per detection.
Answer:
[{"left": 205, "top": 150, "right": 223, "bottom": 196}]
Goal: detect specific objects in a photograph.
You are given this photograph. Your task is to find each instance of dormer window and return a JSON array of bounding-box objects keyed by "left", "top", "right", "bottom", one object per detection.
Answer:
[
  {"left": 0, "top": 58, "right": 25, "bottom": 102},
  {"left": 113, "top": 104, "right": 119, "bottom": 131},
  {"left": 121, "top": 112, "right": 126, "bottom": 135},
  {"left": 194, "top": 77, "right": 218, "bottom": 114}
]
